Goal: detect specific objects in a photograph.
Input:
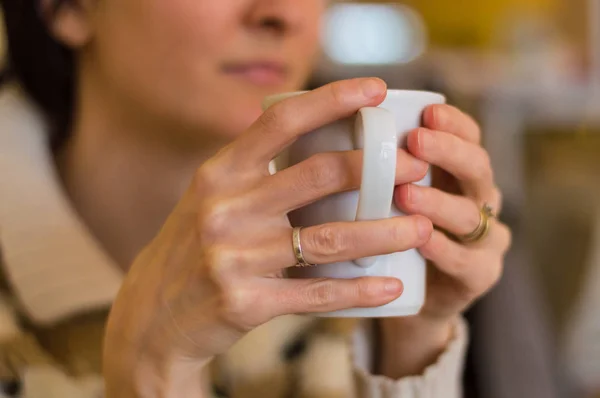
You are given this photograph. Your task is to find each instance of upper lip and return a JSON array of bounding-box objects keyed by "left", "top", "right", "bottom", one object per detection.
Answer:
[{"left": 222, "top": 59, "right": 288, "bottom": 74}]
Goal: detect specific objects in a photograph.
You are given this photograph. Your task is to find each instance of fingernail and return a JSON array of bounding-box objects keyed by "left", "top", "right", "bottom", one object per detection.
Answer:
[
  {"left": 361, "top": 78, "right": 386, "bottom": 99},
  {"left": 417, "top": 217, "right": 432, "bottom": 240},
  {"left": 417, "top": 129, "right": 435, "bottom": 151},
  {"left": 384, "top": 278, "right": 403, "bottom": 294},
  {"left": 407, "top": 185, "right": 421, "bottom": 205},
  {"left": 413, "top": 158, "right": 428, "bottom": 173},
  {"left": 425, "top": 105, "right": 444, "bottom": 129}
]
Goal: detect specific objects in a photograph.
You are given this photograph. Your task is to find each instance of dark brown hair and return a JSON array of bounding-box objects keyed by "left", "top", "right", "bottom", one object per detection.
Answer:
[{"left": 1, "top": 0, "right": 74, "bottom": 149}]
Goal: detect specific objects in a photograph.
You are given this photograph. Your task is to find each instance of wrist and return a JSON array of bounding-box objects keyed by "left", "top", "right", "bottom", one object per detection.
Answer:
[
  {"left": 377, "top": 315, "right": 455, "bottom": 379},
  {"left": 105, "top": 344, "right": 211, "bottom": 398},
  {"left": 104, "top": 318, "right": 212, "bottom": 398},
  {"left": 382, "top": 314, "right": 455, "bottom": 343}
]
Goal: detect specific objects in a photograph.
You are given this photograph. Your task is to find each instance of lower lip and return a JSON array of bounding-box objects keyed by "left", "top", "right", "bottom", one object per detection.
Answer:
[{"left": 225, "top": 67, "right": 287, "bottom": 86}]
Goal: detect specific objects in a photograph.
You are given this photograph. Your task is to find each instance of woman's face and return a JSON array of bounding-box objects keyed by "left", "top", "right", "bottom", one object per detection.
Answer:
[{"left": 77, "top": 0, "right": 324, "bottom": 143}]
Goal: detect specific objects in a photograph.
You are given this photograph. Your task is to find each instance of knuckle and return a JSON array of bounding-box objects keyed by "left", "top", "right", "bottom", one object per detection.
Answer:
[
  {"left": 218, "top": 287, "right": 256, "bottom": 332},
  {"left": 305, "top": 280, "right": 337, "bottom": 308},
  {"left": 466, "top": 255, "right": 504, "bottom": 296},
  {"left": 389, "top": 222, "right": 406, "bottom": 243},
  {"left": 481, "top": 260, "right": 504, "bottom": 292},
  {"left": 492, "top": 188, "right": 503, "bottom": 211},
  {"left": 474, "top": 151, "right": 493, "bottom": 181},
  {"left": 257, "top": 106, "right": 282, "bottom": 130},
  {"left": 496, "top": 223, "right": 513, "bottom": 253},
  {"left": 329, "top": 81, "right": 348, "bottom": 107},
  {"left": 390, "top": 218, "right": 420, "bottom": 245},
  {"left": 301, "top": 153, "right": 347, "bottom": 192},
  {"left": 355, "top": 279, "right": 376, "bottom": 303},
  {"left": 257, "top": 102, "right": 292, "bottom": 135},
  {"left": 206, "top": 257, "right": 259, "bottom": 332},
  {"left": 457, "top": 107, "right": 482, "bottom": 142},
  {"left": 198, "top": 201, "right": 235, "bottom": 240},
  {"left": 309, "top": 225, "right": 348, "bottom": 257},
  {"left": 193, "top": 162, "right": 219, "bottom": 192},
  {"left": 205, "top": 247, "right": 240, "bottom": 287},
  {"left": 470, "top": 118, "right": 483, "bottom": 143},
  {"left": 491, "top": 260, "right": 504, "bottom": 286}
]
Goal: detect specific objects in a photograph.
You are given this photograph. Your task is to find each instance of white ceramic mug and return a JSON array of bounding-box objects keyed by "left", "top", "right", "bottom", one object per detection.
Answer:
[{"left": 263, "top": 90, "right": 446, "bottom": 318}]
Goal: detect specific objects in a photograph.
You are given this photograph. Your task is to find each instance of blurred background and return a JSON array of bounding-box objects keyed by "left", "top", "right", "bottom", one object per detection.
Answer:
[{"left": 2, "top": 1, "right": 599, "bottom": 397}]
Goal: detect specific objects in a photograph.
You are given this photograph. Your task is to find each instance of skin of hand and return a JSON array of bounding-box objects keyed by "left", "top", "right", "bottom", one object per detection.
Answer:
[
  {"left": 378, "top": 105, "right": 512, "bottom": 378},
  {"left": 103, "top": 78, "right": 437, "bottom": 397}
]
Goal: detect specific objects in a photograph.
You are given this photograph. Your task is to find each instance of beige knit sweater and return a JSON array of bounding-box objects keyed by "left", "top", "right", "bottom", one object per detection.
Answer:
[{"left": 0, "top": 86, "right": 467, "bottom": 398}]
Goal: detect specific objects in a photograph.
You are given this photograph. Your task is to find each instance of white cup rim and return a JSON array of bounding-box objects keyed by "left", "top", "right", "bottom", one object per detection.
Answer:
[{"left": 262, "top": 89, "right": 446, "bottom": 111}]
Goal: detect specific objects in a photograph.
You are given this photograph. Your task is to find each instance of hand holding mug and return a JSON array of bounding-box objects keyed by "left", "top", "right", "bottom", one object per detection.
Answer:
[
  {"left": 379, "top": 104, "right": 513, "bottom": 378},
  {"left": 103, "top": 78, "right": 432, "bottom": 396}
]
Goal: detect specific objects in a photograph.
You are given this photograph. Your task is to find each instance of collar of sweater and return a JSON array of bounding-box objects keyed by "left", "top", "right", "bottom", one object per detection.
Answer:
[{"left": 0, "top": 86, "right": 122, "bottom": 326}]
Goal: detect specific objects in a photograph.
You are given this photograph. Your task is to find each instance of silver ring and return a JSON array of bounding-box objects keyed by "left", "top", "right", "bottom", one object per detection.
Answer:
[{"left": 292, "top": 227, "right": 314, "bottom": 267}]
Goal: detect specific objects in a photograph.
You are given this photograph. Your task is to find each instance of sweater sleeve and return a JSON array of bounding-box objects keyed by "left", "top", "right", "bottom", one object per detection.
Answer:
[
  {"left": 563, "top": 211, "right": 600, "bottom": 393},
  {"left": 354, "top": 318, "right": 468, "bottom": 398},
  {"left": 1, "top": 335, "right": 103, "bottom": 398},
  {"left": 18, "top": 367, "right": 103, "bottom": 398},
  {"left": 0, "top": 293, "right": 103, "bottom": 398}
]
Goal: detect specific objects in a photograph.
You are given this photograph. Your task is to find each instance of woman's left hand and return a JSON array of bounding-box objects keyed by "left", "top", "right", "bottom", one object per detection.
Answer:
[{"left": 378, "top": 104, "right": 512, "bottom": 378}]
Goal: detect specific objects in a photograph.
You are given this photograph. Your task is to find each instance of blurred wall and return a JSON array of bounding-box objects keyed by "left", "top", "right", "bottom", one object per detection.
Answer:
[
  {"left": 359, "top": 0, "right": 560, "bottom": 47},
  {"left": 558, "top": 0, "right": 591, "bottom": 66},
  {"left": 404, "top": 0, "right": 559, "bottom": 47}
]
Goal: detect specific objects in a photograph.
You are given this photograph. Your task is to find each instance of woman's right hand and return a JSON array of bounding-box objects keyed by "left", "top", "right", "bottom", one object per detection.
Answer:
[{"left": 103, "top": 78, "right": 433, "bottom": 396}]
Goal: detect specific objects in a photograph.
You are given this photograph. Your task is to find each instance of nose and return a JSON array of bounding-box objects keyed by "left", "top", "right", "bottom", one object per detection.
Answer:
[{"left": 245, "top": 0, "right": 310, "bottom": 37}]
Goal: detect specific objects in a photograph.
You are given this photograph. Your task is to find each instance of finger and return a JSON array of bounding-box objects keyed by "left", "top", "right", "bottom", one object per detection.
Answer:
[
  {"left": 297, "top": 216, "right": 432, "bottom": 267},
  {"left": 469, "top": 219, "right": 512, "bottom": 254},
  {"left": 419, "top": 225, "right": 510, "bottom": 294},
  {"left": 407, "top": 128, "right": 495, "bottom": 200},
  {"left": 228, "top": 78, "right": 388, "bottom": 167},
  {"left": 394, "top": 184, "right": 480, "bottom": 236},
  {"left": 253, "top": 149, "right": 428, "bottom": 214},
  {"left": 422, "top": 104, "right": 481, "bottom": 144},
  {"left": 268, "top": 276, "right": 404, "bottom": 316},
  {"left": 245, "top": 216, "right": 432, "bottom": 274}
]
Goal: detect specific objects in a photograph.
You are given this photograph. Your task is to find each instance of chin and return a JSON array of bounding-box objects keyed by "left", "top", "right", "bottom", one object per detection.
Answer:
[
  {"left": 223, "top": 93, "right": 269, "bottom": 133},
  {"left": 205, "top": 104, "right": 264, "bottom": 142}
]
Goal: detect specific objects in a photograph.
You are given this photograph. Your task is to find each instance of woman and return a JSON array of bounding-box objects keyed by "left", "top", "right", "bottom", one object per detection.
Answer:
[{"left": 0, "top": 0, "right": 511, "bottom": 397}]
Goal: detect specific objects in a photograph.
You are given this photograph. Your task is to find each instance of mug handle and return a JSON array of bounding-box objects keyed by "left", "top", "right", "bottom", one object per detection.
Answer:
[{"left": 353, "top": 107, "right": 398, "bottom": 268}]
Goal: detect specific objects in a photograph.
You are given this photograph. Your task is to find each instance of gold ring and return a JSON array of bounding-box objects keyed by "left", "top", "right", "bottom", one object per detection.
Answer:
[
  {"left": 459, "top": 204, "right": 495, "bottom": 244},
  {"left": 292, "top": 227, "right": 314, "bottom": 267}
]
